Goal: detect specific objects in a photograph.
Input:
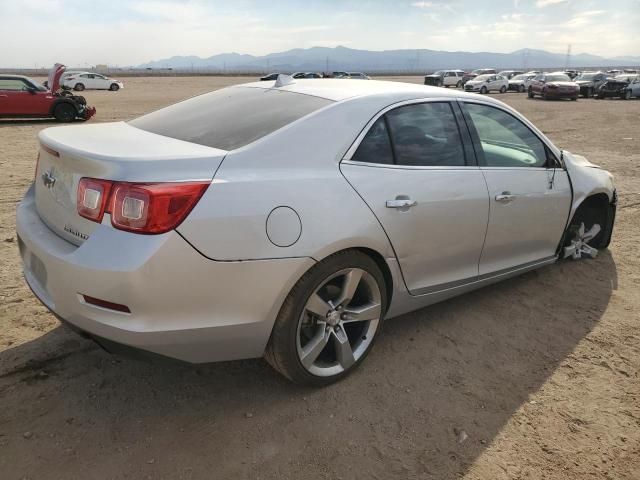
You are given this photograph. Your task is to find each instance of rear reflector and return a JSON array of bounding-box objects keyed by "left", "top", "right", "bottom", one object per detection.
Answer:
[
  {"left": 82, "top": 295, "right": 131, "bottom": 313},
  {"left": 77, "top": 178, "right": 209, "bottom": 234},
  {"left": 41, "top": 144, "right": 60, "bottom": 157}
]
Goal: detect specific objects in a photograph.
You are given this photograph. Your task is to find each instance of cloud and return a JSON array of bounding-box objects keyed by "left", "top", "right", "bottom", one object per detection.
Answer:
[{"left": 535, "top": 0, "right": 568, "bottom": 7}]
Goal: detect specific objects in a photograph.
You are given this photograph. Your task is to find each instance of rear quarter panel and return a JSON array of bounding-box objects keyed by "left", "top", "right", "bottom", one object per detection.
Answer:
[{"left": 177, "top": 96, "right": 404, "bottom": 262}]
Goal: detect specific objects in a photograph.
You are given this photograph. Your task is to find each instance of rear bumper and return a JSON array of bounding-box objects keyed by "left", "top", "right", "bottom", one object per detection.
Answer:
[{"left": 16, "top": 186, "right": 314, "bottom": 363}]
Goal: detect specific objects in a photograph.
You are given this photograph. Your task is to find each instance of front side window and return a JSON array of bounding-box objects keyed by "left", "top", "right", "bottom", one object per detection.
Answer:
[
  {"left": 386, "top": 102, "right": 465, "bottom": 167},
  {"left": 464, "top": 103, "right": 548, "bottom": 168},
  {"left": 130, "top": 87, "right": 332, "bottom": 151},
  {"left": 0, "top": 79, "right": 29, "bottom": 91}
]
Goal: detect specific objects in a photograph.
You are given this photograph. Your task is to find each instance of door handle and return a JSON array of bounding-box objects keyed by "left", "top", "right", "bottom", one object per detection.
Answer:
[
  {"left": 495, "top": 192, "right": 516, "bottom": 203},
  {"left": 0, "top": 94, "right": 8, "bottom": 98},
  {"left": 386, "top": 198, "right": 417, "bottom": 209}
]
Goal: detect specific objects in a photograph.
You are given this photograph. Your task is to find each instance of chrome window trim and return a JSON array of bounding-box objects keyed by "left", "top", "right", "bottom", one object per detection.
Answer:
[{"left": 341, "top": 159, "right": 478, "bottom": 171}]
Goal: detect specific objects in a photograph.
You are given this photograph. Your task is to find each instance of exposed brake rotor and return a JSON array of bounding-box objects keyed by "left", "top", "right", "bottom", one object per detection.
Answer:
[{"left": 563, "top": 222, "right": 601, "bottom": 260}]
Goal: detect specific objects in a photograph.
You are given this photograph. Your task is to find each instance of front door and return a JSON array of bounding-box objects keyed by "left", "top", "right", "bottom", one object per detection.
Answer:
[
  {"left": 0, "top": 78, "right": 50, "bottom": 116},
  {"left": 341, "top": 100, "right": 489, "bottom": 295},
  {"left": 460, "top": 101, "right": 572, "bottom": 275}
]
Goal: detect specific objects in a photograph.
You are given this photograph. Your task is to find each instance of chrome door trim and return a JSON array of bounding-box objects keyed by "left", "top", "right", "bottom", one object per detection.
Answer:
[
  {"left": 341, "top": 160, "right": 479, "bottom": 171},
  {"left": 410, "top": 255, "right": 557, "bottom": 296}
]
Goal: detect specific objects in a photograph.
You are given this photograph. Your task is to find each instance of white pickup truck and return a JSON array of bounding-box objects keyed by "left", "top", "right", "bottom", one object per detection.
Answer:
[{"left": 423, "top": 70, "right": 465, "bottom": 88}]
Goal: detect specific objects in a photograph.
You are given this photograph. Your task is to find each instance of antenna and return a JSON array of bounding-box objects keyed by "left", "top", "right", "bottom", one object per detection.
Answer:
[{"left": 274, "top": 74, "right": 295, "bottom": 87}]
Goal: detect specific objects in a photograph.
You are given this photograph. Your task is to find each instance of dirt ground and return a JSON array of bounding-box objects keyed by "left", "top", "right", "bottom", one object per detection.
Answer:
[{"left": 0, "top": 76, "right": 638, "bottom": 480}]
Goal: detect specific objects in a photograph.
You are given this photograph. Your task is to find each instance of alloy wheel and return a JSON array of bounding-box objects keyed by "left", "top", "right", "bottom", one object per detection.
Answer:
[{"left": 296, "top": 268, "right": 382, "bottom": 377}]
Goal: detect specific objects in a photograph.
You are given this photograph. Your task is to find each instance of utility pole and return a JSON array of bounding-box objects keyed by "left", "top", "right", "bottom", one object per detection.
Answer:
[
  {"left": 326, "top": 56, "right": 329, "bottom": 75},
  {"left": 565, "top": 44, "right": 572, "bottom": 70}
]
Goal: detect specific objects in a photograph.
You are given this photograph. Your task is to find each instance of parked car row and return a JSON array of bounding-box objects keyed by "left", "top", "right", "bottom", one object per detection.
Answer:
[
  {"left": 260, "top": 72, "right": 371, "bottom": 81},
  {"left": 423, "top": 67, "right": 640, "bottom": 101}
]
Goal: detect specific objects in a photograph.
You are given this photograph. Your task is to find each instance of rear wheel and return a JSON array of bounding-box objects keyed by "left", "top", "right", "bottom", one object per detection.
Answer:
[
  {"left": 456, "top": 80, "right": 462, "bottom": 88},
  {"left": 74, "top": 83, "right": 85, "bottom": 91},
  {"left": 265, "top": 250, "right": 387, "bottom": 386},
  {"left": 53, "top": 103, "right": 76, "bottom": 122},
  {"left": 109, "top": 83, "right": 120, "bottom": 91},
  {"left": 500, "top": 85, "right": 507, "bottom": 93}
]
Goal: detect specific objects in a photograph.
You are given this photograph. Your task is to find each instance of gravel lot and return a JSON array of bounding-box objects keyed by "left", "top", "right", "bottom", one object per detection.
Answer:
[{"left": 0, "top": 76, "right": 638, "bottom": 479}]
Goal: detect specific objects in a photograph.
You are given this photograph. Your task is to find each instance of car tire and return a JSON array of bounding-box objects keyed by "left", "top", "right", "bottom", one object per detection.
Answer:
[
  {"left": 436, "top": 80, "right": 442, "bottom": 87},
  {"left": 586, "top": 87, "right": 593, "bottom": 98},
  {"left": 528, "top": 87, "right": 534, "bottom": 98},
  {"left": 109, "top": 83, "right": 120, "bottom": 91},
  {"left": 542, "top": 89, "right": 548, "bottom": 100},
  {"left": 265, "top": 250, "right": 387, "bottom": 386},
  {"left": 74, "top": 83, "right": 85, "bottom": 91},
  {"left": 571, "top": 97, "right": 578, "bottom": 101},
  {"left": 456, "top": 80, "right": 462, "bottom": 88},
  {"left": 624, "top": 90, "right": 631, "bottom": 100},
  {"left": 53, "top": 103, "right": 76, "bottom": 122},
  {"left": 519, "top": 85, "right": 525, "bottom": 93},
  {"left": 500, "top": 85, "right": 507, "bottom": 93},
  {"left": 480, "top": 86, "right": 488, "bottom": 94}
]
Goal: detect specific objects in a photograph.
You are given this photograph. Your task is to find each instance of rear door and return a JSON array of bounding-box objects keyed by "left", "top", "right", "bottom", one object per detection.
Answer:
[
  {"left": 341, "top": 100, "right": 489, "bottom": 295},
  {"left": 460, "top": 101, "right": 571, "bottom": 275}
]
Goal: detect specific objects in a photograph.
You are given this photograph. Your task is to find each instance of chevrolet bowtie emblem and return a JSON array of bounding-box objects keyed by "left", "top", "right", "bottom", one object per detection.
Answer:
[{"left": 41, "top": 169, "right": 56, "bottom": 189}]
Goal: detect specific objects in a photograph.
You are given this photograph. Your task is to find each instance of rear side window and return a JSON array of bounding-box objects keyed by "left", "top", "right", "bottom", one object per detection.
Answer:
[
  {"left": 129, "top": 87, "right": 332, "bottom": 150},
  {"left": 352, "top": 102, "right": 465, "bottom": 167},
  {"left": 351, "top": 117, "right": 394, "bottom": 165},
  {"left": 385, "top": 102, "right": 465, "bottom": 167}
]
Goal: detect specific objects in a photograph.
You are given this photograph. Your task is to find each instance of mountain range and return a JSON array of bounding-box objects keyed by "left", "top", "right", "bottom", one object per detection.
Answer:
[{"left": 138, "top": 46, "right": 640, "bottom": 72}]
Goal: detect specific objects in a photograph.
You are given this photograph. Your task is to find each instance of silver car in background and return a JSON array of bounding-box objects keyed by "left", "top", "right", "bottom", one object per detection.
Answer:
[{"left": 17, "top": 78, "right": 616, "bottom": 385}]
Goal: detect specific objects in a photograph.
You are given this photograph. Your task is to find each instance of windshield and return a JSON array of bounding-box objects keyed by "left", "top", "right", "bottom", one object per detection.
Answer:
[
  {"left": 432, "top": 71, "right": 444, "bottom": 75},
  {"left": 511, "top": 74, "right": 528, "bottom": 81},
  {"left": 546, "top": 74, "right": 571, "bottom": 82},
  {"left": 474, "top": 74, "right": 492, "bottom": 81},
  {"left": 576, "top": 73, "right": 596, "bottom": 80},
  {"left": 129, "top": 87, "right": 333, "bottom": 151}
]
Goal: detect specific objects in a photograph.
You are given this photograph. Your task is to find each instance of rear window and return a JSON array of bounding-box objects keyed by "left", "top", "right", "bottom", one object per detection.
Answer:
[{"left": 129, "top": 87, "right": 332, "bottom": 150}]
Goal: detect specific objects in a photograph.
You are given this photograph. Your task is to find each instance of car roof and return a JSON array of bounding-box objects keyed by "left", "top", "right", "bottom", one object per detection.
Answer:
[
  {"left": 0, "top": 74, "right": 31, "bottom": 80},
  {"left": 237, "top": 78, "right": 504, "bottom": 104}
]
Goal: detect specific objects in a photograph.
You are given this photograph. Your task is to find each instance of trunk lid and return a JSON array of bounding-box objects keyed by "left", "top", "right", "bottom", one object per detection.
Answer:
[{"left": 35, "top": 122, "right": 227, "bottom": 245}]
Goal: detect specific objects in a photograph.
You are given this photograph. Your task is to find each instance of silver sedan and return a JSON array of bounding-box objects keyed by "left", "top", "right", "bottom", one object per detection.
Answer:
[{"left": 17, "top": 77, "right": 616, "bottom": 385}]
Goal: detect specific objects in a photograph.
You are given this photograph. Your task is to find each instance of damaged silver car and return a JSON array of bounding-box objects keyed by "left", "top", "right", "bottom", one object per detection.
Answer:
[{"left": 17, "top": 79, "right": 616, "bottom": 385}]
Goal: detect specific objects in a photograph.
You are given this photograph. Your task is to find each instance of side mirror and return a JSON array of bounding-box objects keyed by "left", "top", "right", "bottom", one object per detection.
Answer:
[{"left": 26, "top": 87, "right": 37, "bottom": 94}]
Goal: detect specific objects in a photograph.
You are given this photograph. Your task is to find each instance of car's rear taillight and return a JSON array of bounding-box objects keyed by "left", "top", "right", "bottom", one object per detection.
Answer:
[
  {"left": 77, "top": 178, "right": 113, "bottom": 222},
  {"left": 77, "top": 179, "right": 209, "bottom": 234}
]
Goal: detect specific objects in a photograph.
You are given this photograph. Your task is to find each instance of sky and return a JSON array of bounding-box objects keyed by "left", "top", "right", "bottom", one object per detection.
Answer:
[{"left": 0, "top": 0, "right": 638, "bottom": 67}]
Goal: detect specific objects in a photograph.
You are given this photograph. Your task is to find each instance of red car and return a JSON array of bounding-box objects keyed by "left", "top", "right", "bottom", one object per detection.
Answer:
[
  {"left": 527, "top": 72, "right": 579, "bottom": 100},
  {"left": 0, "top": 64, "right": 96, "bottom": 122}
]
